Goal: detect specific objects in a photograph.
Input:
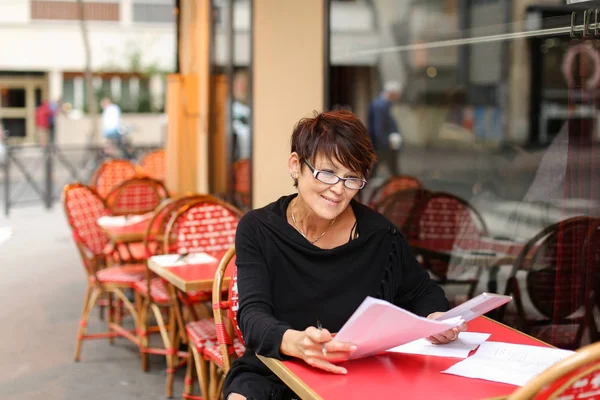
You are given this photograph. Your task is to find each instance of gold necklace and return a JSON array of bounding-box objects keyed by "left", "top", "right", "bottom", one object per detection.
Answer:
[{"left": 290, "top": 202, "right": 337, "bottom": 245}]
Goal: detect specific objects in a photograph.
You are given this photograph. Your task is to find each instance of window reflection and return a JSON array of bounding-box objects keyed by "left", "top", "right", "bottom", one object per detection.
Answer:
[{"left": 330, "top": 0, "right": 600, "bottom": 349}]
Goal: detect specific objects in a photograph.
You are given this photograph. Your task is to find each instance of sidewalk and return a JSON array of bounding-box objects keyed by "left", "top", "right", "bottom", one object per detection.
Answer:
[{"left": 0, "top": 206, "right": 175, "bottom": 400}]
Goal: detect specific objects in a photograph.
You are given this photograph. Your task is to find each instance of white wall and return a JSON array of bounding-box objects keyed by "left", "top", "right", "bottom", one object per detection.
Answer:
[
  {"left": 0, "top": 23, "right": 175, "bottom": 72},
  {"left": 0, "top": 0, "right": 30, "bottom": 24}
]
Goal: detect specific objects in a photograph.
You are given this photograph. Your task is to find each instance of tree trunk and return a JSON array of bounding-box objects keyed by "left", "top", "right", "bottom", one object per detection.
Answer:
[{"left": 78, "top": 0, "right": 99, "bottom": 145}]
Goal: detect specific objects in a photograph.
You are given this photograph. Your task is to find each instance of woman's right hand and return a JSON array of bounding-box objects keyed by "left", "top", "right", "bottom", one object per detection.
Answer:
[{"left": 280, "top": 327, "right": 357, "bottom": 374}]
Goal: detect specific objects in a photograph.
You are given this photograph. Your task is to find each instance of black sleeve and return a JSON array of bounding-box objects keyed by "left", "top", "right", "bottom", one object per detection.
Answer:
[
  {"left": 235, "top": 213, "right": 292, "bottom": 359},
  {"left": 393, "top": 235, "right": 449, "bottom": 316}
]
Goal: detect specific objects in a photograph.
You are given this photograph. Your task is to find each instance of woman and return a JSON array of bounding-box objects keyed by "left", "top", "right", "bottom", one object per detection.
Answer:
[{"left": 225, "top": 110, "right": 466, "bottom": 400}]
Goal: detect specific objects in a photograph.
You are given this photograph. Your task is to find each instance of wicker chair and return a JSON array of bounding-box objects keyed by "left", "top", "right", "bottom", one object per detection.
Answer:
[
  {"left": 134, "top": 195, "right": 214, "bottom": 397},
  {"left": 139, "top": 149, "right": 166, "bottom": 182},
  {"left": 380, "top": 188, "right": 430, "bottom": 233},
  {"left": 367, "top": 175, "right": 422, "bottom": 209},
  {"left": 184, "top": 246, "right": 245, "bottom": 400},
  {"left": 63, "top": 183, "right": 144, "bottom": 362},
  {"left": 583, "top": 221, "right": 600, "bottom": 343},
  {"left": 500, "top": 216, "right": 598, "bottom": 350},
  {"left": 90, "top": 159, "right": 137, "bottom": 199},
  {"left": 406, "top": 191, "right": 488, "bottom": 299},
  {"left": 508, "top": 341, "right": 600, "bottom": 399},
  {"left": 159, "top": 197, "right": 243, "bottom": 399},
  {"left": 105, "top": 176, "right": 169, "bottom": 216}
]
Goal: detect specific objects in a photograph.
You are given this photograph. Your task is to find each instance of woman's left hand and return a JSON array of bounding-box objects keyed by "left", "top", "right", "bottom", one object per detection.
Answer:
[{"left": 425, "top": 312, "right": 468, "bottom": 344}]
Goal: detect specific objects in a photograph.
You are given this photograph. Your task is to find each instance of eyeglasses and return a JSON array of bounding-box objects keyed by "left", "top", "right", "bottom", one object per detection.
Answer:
[{"left": 303, "top": 160, "right": 367, "bottom": 190}]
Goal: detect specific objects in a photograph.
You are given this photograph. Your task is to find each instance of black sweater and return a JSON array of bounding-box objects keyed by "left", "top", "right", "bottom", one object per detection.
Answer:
[{"left": 223, "top": 194, "right": 448, "bottom": 400}]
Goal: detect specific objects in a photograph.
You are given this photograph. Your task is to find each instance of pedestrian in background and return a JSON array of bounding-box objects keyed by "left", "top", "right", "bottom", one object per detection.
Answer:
[{"left": 368, "top": 81, "right": 403, "bottom": 177}]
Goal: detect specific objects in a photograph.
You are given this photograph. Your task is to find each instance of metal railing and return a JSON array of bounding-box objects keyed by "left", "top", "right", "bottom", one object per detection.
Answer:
[{"left": 0, "top": 139, "right": 162, "bottom": 216}]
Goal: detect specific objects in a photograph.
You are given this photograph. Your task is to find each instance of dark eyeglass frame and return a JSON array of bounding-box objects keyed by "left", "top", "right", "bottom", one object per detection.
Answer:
[{"left": 303, "top": 160, "right": 367, "bottom": 190}]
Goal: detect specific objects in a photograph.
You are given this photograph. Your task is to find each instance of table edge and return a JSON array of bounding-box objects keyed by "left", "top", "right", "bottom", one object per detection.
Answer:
[
  {"left": 147, "top": 258, "right": 189, "bottom": 292},
  {"left": 256, "top": 354, "right": 324, "bottom": 400},
  {"left": 147, "top": 258, "right": 232, "bottom": 293},
  {"left": 481, "top": 316, "right": 555, "bottom": 348}
]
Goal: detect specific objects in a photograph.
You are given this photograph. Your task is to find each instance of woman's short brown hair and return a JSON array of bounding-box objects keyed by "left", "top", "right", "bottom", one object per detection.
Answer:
[{"left": 290, "top": 110, "right": 376, "bottom": 182}]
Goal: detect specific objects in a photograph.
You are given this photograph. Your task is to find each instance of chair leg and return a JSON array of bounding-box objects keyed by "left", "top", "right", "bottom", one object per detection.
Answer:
[
  {"left": 139, "top": 297, "right": 150, "bottom": 372},
  {"left": 209, "top": 362, "right": 220, "bottom": 400},
  {"left": 151, "top": 304, "right": 173, "bottom": 397},
  {"left": 184, "top": 347, "right": 194, "bottom": 397},
  {"left": 74, "top": 286, "right": 101, "bottom": 361},
  {"left": 191, "top": 345, "right": 209, "bottom": 400},
  {"left": 215, "top": 374, "right": 226, "bottom": 400},
  {"left": 166, "top": 306, "right": 178, "bottom": 398},
  {"left": 107, "top": 292, "right": 114, "bottom": 345}
]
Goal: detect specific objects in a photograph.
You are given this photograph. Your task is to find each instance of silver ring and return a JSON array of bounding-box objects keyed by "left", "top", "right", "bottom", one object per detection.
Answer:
[{"left": 322, "top": 346, "right": 327, "bottom": 356}]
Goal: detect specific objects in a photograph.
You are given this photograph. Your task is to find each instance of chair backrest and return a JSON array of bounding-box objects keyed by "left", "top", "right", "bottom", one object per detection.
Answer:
[
  {"left": 367, "top": 175, "right": 422, "bottom": 209},
  {"left": 406, "top": 191, "right": 488, "bottom": 249},
  {"left": 142, "top": 194, "right": 207, "bottom": 257},
  {"left": 164, "top": 197, "right": 243, "bottom": 257},
  {"left": 139, "top": 149, "right": 166, "bottom": 182},
  {"left": 583, "top": 222, "right": 600, "bottom": 342},
  {"left": 380, "top": 188, "right": 430, "bottom": 232},
  {"left": 507, "top": 216, "right": 598, "bottom": 323},
  {"left": 212, "top": 246, "right": 243, "bottom": 372},
  {"left": 105, "top": 177, "right": 169, "bottom": 216},
  {"left": 508, "top": 341, "right": 600, "bottom": 400},
  {"left": 62, "top": 183, "right": 111, "bottom": 273},
  {"left": 90, "top": 159, "right": 137, "bottom": 198}
]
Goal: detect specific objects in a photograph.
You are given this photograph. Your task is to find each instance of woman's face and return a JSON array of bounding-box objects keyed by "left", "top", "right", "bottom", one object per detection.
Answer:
[{"left": 291, "top": 152, "right": 362, "bottom": 221}]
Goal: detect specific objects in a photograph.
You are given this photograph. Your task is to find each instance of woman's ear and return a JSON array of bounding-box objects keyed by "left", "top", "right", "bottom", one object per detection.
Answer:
[{"left": 288, "top": 152, "right": 301, "bottom": 179}]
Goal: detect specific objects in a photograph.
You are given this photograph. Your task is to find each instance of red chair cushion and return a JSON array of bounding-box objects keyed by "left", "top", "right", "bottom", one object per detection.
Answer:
[
  {"left": 203, "top": 339, "right": 245, "bottom": 365},
  {"left": 186, "top": 319, "right": 218, "bottom": 350},
  {"left": 90, "top": 265, "right": 146, "bottom": 285},
  {"left": 133, "top": 277, "right": 170, "bottom": 302}
]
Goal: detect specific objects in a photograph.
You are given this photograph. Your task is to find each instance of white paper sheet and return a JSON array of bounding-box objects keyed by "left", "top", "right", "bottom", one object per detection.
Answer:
[
  {"left": 97, "top": 214, "right": 150, "bottom": 227},
  {"left": 442, "top": 341, "right": 575, "bottom": 386},
  {"left": 434, "top": 292, "right": 512, "bottom": 323},
  {"left": 151, "top": 253, "right": 217, "bottom": 267},
  {"left": 387, "top": 332, "right": 491, "bottom": 358},
  {"left": 333, "top": 296, "right": 465, "bottom": 360}
]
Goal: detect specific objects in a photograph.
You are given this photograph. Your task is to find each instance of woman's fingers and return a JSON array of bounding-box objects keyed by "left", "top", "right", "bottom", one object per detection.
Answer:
[
  {"left": 304, "top": 348, "right": 355, "bottom": 362},
  {"left": 305, "top": 356, "right": 348, "bottom": 374},
  {"left": 305, "top": 326, "right": 333, "bottom": 343},
  {"left": 427, "top": 329, "right": 458, "bottom": 344},
  {"left": 324, "top": 340, "right": 357, "bottom": 354}
]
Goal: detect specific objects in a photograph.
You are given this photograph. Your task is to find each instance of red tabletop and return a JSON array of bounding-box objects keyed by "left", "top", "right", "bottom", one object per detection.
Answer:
[
  {"left": 259, "top": 317, "right": 550, "bottom": 400},
  {"left": 147, "top": 250, "right": 234, "bottom": 292},
  {"left": 98, "top": 213, "right": 155, "bottom": 243}
]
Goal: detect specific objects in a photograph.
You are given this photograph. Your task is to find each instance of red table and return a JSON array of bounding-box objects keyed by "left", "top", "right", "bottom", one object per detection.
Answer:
[
  {"left": 97, "top": 213, "right": 154, "bottom": 243},
  {"left": 257, "top": 317, "right": 550, "bottom": 400},
  {"left": 147, "top": 251, "right": 234, "bottom": 292}
]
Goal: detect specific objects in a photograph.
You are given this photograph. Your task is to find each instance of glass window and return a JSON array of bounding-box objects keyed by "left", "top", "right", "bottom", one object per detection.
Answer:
[
  {"left": 1, "top": 118, "right": 26, "bottom": 137},
  {"left": 62, "top": 78, "right": 75, "bottom": 108},
  {"left": 0, "top": 88, "right": 26, "bottom": 108},
  {"left": 210, "top": 0, "right": 252, "bottom": 210},
  {"left": 330, "top": 0, "right": 600, "bottom": 349},
  {"left": 133, "top": 2, "right": 175, "bottom": 23}
]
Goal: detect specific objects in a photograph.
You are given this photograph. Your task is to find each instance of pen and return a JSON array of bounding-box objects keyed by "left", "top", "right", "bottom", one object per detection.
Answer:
[
  {"left": 317, "top": 318, "right": 327, "bottom": 357},
  {"left": 175, "top": 252, "right": 189, "bottom": 263}
]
